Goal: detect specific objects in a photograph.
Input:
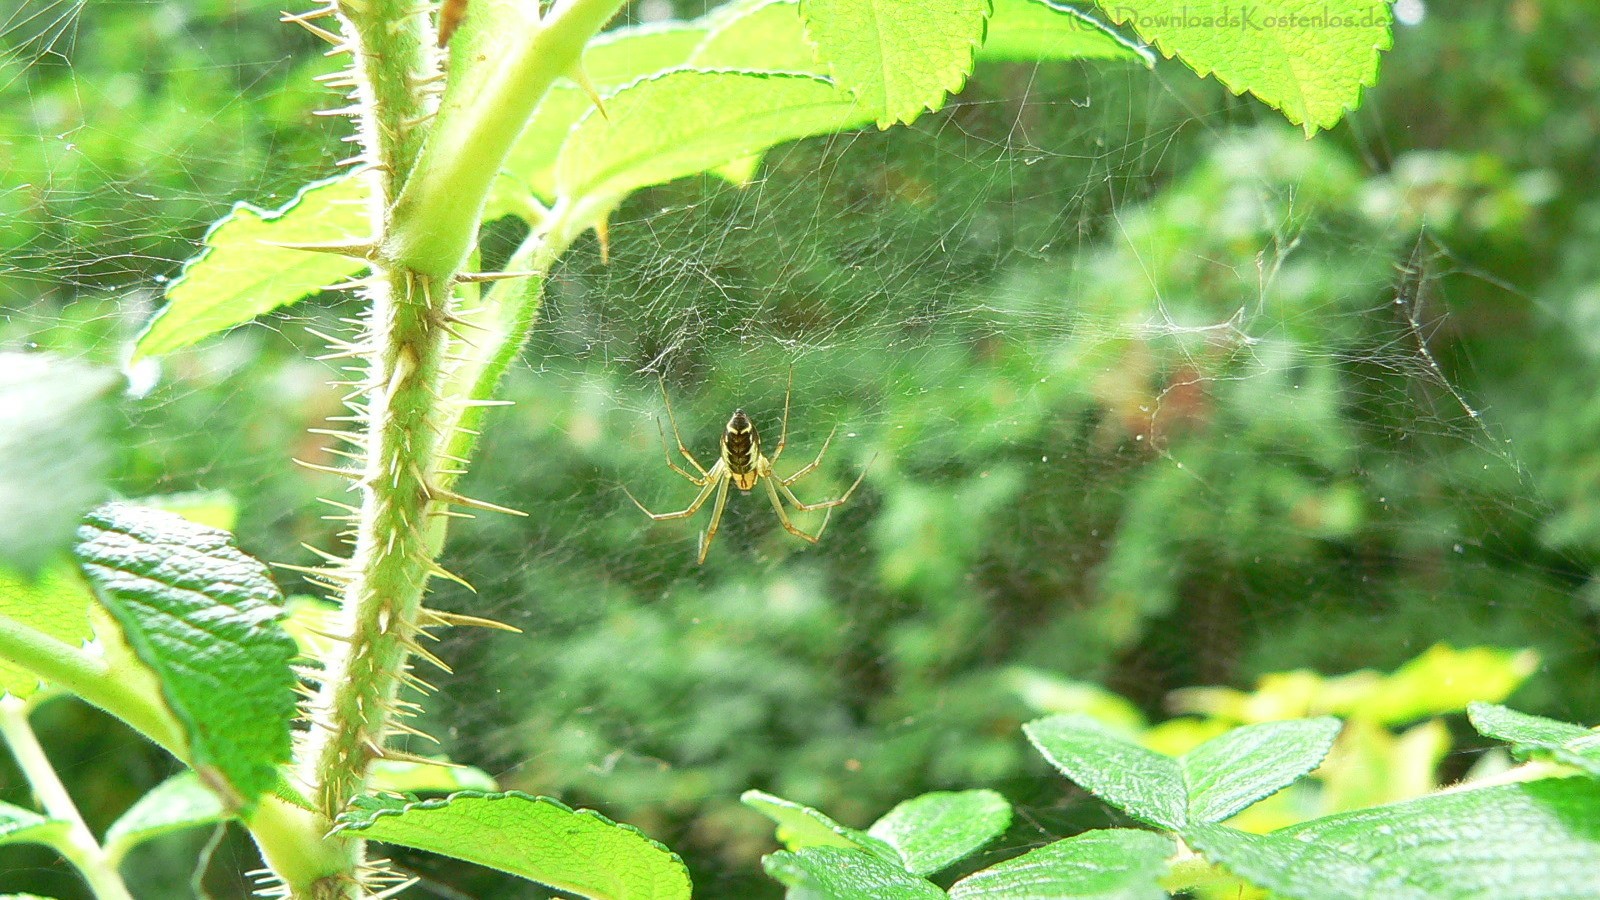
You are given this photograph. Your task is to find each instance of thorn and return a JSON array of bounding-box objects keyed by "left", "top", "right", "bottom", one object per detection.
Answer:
[
  {"left": 457, "top": 398, "right": 515, "bottom": 407},
  {"left": 397, "top": 636, "right": 453, "bottom": 673},
  {"left": 386, "top": 719, "right": 442, "bottom": 744},
  {"left": 425, "top": 563, "right": 477, "bottom": 593},
  {"left": 377, "top": 748, "right": 466, "bottom": 768},
  {"left": 429, "top": 509, "right": 476, "bottom": 519},
  {"left": 300, "top": 542, "right": 347, "bottom": 564},
  {"left": 455, "top": 270, "right": 541, "bottom": 283},
  {"left": 292, "top": 458, "right": 360, "bottom": 480},
  {"left": 307, "top": 428, "right": 367, "bottom": 447},
  {"left": 369, "top": 877, "right": 422, "bottom": 899},
  {"left": 321, "top": 446, "right": 366, "bottom": 462},
  {"left": 263, "top": 238, "right": 378, "bottom": 260},
  {"left": 400, "top": 670, "right": 437, "bottom": 694},
  {"left": 313, "top": 104, "right": 365, "bottom": 118},
  {"left": 569, "top": 63, "right": 609, "bottom": 121},
  {"left": 421, "top": 608, "right": 521, "bottom": 633},
  {"left": 280, "top": 9, "right": 344, "bottom": 44},
  {"left": 425, "top": 485, "right": 528, "bottom": 517}
]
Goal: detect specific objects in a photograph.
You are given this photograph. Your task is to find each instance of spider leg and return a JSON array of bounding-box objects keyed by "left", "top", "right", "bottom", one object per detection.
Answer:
[
  {"left": 764, "top": 476, "right": 823, "bottom": 544},
  {"left": 623, "top": 462, "right": 724, "bottom": 521},
  {"left": 779, "top": 425, "right": 836, "bottom": 486},
  {"left": 770, "top": 364, "right": 795, "bottom": 464},
  {"left": 658, "top": 375, "right": 710, "bottom": 479},
  {"left": 777, "top": 452, "right": 876, "bottom": 511},
  {"left": 696, "top": 475, "right": 733, "bottom": 564},
  {"left": 656, "top": 418, "right": 707, "bottom": 485}
]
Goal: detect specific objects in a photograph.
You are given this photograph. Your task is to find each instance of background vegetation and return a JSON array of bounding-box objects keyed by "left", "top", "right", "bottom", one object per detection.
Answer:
[{"left": 3, "top": 0, "right": 1599, "bottom": 895}]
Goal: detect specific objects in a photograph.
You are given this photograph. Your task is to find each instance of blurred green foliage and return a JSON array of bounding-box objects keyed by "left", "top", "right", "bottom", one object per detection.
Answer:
[{"left": 4, "top": 0, "right": 1600, "bottom": 897}]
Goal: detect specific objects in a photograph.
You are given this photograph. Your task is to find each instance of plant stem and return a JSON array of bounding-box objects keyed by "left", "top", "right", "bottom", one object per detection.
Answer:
[
  {"left": 386, "top": 0, "right": 628, "bottom": 275},
  {"left": 0, "top": 696, "right": 135, "bottom": 900}
]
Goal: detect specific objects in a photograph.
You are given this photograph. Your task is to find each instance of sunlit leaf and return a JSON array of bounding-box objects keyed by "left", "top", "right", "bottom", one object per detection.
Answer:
[
  {"left": 1181, "top": 717, "right": 1341, "bottom": 823},
  {"left": 554, "top": 70, "right": 866, "bottom": 206},
  {"left": 0, "top": 800, "right": 71, "bottom": 851},
  {"left": 763, "top": 846, "right": 946, "bottom": 899},
  {"left": 1024, "top": 713, "right": 1187, "bottom": 829},
  {"left": 949, "top": 828, "right": 1174, "bottom": 900},
  {"left": 800, "top": 0, "right": 989, "bottom": 127},
  {"left": 741, "top": 790, "right": 900, "bottom": 861},
  {"left": 868, "top": 789, "right": 1011, "bottom": 875},
  {"left": 134, "top": 176, "right": 370, "bottom": 360},
  {"left": 75, "top": 503, "right": 298, "bottom": 812},
  {"left": 983, "top": 0, "right": 1152, "bottom": 64},
  {"left": 334, "top": 791, "right": 691, "bottom": 899},
  {"left": 1188, "top": 779, "right": 1600, "bottom": 899},
  {"left": 0, "top": 563, "right": 94, "bottom": 698},
  {"left": 1469, "top": 703, "right": 1600, "bottom": 777},
  {"left": 1093, "top": 0, "right": 1391, "bottom": 134}
]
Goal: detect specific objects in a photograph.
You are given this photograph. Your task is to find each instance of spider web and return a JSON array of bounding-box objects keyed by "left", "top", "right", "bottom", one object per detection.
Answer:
[{"left": 4, "top": 0, "right": 1599, "bottom": 897}]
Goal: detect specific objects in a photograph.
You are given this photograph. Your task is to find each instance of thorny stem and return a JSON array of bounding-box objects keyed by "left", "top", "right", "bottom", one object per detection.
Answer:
[
  {"left": 262, "top": 0, "right": 625, "bottom": 896},
  {"left": 0, "top": 696, "right": 135, "bottom": 900}
]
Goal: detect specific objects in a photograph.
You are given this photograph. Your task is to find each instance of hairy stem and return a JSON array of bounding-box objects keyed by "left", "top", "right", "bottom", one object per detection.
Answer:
[{"left": 0, "top": 696, "right": 135, "bottom": 900}]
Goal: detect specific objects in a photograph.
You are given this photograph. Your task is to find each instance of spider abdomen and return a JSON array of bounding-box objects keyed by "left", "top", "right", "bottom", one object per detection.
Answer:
[{"left": 723, "top": 410, "right": 760, "bottom": 488}]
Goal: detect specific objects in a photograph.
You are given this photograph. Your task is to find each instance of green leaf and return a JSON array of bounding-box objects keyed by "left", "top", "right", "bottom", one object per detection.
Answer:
[
  {"left": 741, "top": 790, "right": 900, "bottom": 861},
  {"left": 554, "top": 70, "right": 866, "bottom": 206},
  {"left": 333, "top": 790, "right": 691, "bottom": 900},
  {"left": 1093, "top": 0, "right": 1391, "bottom": 135},
  {"left": 0, "top": 800, "right": 71, "bottom": 850},
  {"left": 691, "top": 0, "right": 824, "bottom": 73},
  {"left": 0, "top": 354, "right": 122, "bottom": 575},
  {"left": 982, "top": 0, "right": 1153, "bottom": 64},
  {"left": 134, "top": 176, "right": 370, "bottom": 359},
  {"left": 949, "top": 829, "right": 1174, "bottom": 900},
  {"left": 800, "top": 0, "right": 990, "bottom": 128},
  {"left": 1181, "top": 717, "right": 1341, "bottom": 823},
  {"left": 103, "top": 772, "right": 228, "bottom": 863},
  {"left": 0, "top": 564, "right": 95, "bottom": 698},
  {"left": 763, "top": 846, "right": 947, "bottom": 899},
  {"left": 74, "top": 503, "right": 298, "bottom": 812},
  {"left": 1026, "top": 715, "right": 1339, "bottom": 830},
  {"left": 495, "top": 22, "right": 709, "bottom": 206},
  {"left": 1024, "top": 714, "right": 1187, "bottom": 830},
  {"left": 1469, "top": 703, "right": 1600, "bottom": 777},
  {"left": 868, "top": 790, "right": 1012, "bottom": 875},
  {"left": 1188, "top": 779, "right": 1600, "bottom": 899}
]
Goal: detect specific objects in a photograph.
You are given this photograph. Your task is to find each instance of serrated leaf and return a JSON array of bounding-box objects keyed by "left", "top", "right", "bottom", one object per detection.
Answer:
[
  {"left": 800, "top": 0, "right": 989, "bottom": 127},
  {"left": 1469, "top": 703, "right": 1600, "bottom": 777},
  {"left": 868, "top": 790, "right": 1012, "bottom": 875},
  {"left": 554, "top": 69, "right": 866, "bottom": 205},
  {"left": 741, "top": 790, "right": 901, "bottom": 861},
  {"left": 494, "top": 23, "right": 709, "bottom": 207},
  {"left": 74, "top": 503, "right": 298, "bottom": 812},
  {"left": 0, "top": 354, "right": 121, "bottom": 575},
  {"left": 333, "top": 790, "right": 690, "bottom": 900},
  {"left": 1024, "top": 714, "right": 1188, "bottom": 830},
  {"left": 134, "top": 176, "right": 370, "bottom": 359},
  {"left": 949, "top": 828, "right": 1174, "bottom": 900},
  {"left": 0, "top": 800, "right": 71, "bottom": 850},
  {"left": 763, "top": 846, "right": 946, "bottom": 899},
  {"left": 103, "top": 772, "right": 228, "bottom": 863},
  {"left": 1094, "top": 0, "right": 1391, "bottom": 134},
  {"left": 1188, "top": 778, "right": 1600, "bottom": 899},
  {"left": 983, "top": 0, "right": 1153, "bottom": 64},
  {"left": 1181, "top": 717, "right": 1341, "bottom": 823},
  {"left": 691, "top": 0, "right": 826, "bottom": 73},
  {"left": 0, "top": 563, "right": 94, "bottom": 698}
]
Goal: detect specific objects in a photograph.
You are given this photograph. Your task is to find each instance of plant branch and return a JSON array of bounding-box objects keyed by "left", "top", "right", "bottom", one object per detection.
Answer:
[
  {"left": 386, "top": 0, "right": 628, "bottom": 276},
  {"left": 0, "top": 696, "right": 135, "bottom": 900}
]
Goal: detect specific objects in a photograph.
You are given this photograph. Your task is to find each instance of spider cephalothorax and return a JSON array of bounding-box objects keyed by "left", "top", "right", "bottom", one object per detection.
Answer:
[{"left": 623, "top": 373, "right": 872, "bottom": 564}]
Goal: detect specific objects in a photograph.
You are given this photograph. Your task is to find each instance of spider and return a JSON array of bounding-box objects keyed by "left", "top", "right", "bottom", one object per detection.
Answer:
[{"left": 623, "top": 371, "right": 873, "bottom": 564}]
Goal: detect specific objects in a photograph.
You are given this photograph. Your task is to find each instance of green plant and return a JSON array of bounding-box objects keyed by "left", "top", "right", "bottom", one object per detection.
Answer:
[
  {"left": 747, "top": 699, "right": 1600, "bottom": 899},
  {"left": 0, "top": 0, "right": 1406, "bottom": 896}
]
